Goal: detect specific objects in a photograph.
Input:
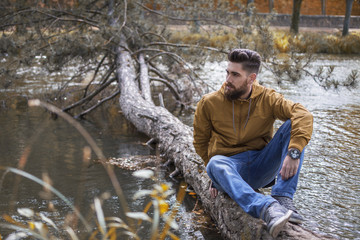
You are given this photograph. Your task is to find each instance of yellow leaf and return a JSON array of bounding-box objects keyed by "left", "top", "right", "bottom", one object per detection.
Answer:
[
  {"left": 2, "top": 215, "right": 16, "bottom": 224},
  {"left": 28, "top": 221, "right": 35, "bottom": 230},
  {"left": 160, "top": 183, "right": 169, "bottom": 192},
  {"left": 159, "top": 200, "right": 169, "bottom": 215}
]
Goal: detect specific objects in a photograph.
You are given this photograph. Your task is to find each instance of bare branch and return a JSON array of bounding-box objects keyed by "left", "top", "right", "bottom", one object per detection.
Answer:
[
  {"left": 55, "top": 65, "right": 96, "bottom": 99},
  {"left": 75, "top": 88, "right": 120, "bottom": 119},
  {"left": 50, "top": 9, "right": 100, "bottom": 25},
  {"left": 145, "top": 50, "right": 202, "bottom": 97},
  {"left": 32, "top": 8, "right": 100, "bottom": 28},
  {"left": 136, "top": 2, "right": 234, "bottom": 27},
  {"left": 141, "top": 32, "right": 168, "bottom": 43},
  {"left": 62, "top": 77, "right": 117, "bottom": 113},
  {"left": 120, "top": 0, "right": 127, "bottom": 30},
  {"left": 148, "top": 64, "right": 182, "bottom": 95},
  {"left": 146, "top": 42, "right": 228, "bottom": 54},
  {"left": 83, "top": 54, "right": 109, "bottom": 98},
  {"left": 139, "top": 53, "right": 154, "bottom": 103},
  {"left": 150, "top": 77, "right": 181, "bottom": 101}
]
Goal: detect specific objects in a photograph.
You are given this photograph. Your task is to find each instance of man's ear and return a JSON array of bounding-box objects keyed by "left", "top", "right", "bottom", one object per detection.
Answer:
[{"left": 248, "top": 73, "right": 257, "bottom": 84}]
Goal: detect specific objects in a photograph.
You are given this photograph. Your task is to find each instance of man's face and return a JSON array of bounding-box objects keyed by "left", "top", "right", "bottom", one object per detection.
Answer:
[{"left": 224, "top": 62, "right": 254, "bottom": 100}]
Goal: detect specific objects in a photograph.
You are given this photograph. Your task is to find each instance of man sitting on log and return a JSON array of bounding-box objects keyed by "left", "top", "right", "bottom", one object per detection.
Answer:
[{"left": 193, "top": 48, "right": 313, "bottom": 238}]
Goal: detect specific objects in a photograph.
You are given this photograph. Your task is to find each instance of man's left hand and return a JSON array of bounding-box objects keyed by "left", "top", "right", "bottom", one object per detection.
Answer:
[{"left": 280, "top": 156, "right": 300, "bottom": 180}]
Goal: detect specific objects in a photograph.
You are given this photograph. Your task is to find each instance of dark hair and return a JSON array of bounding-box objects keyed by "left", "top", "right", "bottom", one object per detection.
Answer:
[{"left": 228, "top": 49, "right": 261, "bottom": 74}]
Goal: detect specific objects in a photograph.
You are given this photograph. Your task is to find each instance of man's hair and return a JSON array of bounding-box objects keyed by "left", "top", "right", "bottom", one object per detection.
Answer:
[{"left": 228, "top": 49, "right": 261, "bottom": 74}]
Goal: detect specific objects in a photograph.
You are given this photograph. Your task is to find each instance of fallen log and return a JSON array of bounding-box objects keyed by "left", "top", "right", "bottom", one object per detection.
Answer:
[{"left": 115, "top": 39, "right": 334, "bottom": 240}]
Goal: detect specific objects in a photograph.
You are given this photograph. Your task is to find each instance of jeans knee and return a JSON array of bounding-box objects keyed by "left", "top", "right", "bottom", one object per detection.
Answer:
[
  {"left": 206, "top": 155, "right": 220, "bottom": 173},
  {"left": 206, "top": 155, "right": 228, "bottom": 175}
]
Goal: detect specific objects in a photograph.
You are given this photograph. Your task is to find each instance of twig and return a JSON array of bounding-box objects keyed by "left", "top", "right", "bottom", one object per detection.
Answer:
[
  {"left": 144, "top": 50, "right": 202, "bottom": 97},
  {"left": 62, "top": 77, "right": 116, "bottom": 113},
  {"left": 148, "top": 64, "right": 178, "bottom": 87},
  {"left": 141, "top": 32, "right": 168, "bottom": 44},
  {"left": 75, "top": 88, "right": 120, "bottom": 119},
  {"left": 146, "top": 42, "right": 228, "bottom": 54},
  {"left": 158, "top": 93, "right": 165, "bottom": 108},
  {"left": 29, "top": 8, "right": 100, "bottom": 28},
  {"left": 120, "top": 0, "right": 127, "bottom": 30},
  {"left": 150, "top": 77, "right": 181, "bottom": 101},
  {"left": 191, "top": 196, "right": 199, "bottom": 212},
  {"left": 136, "top": 2, "right": 233, "bottom": 27},
  {"left": 55, "top": 65, "right": 96, "bottom": 99},
  {"left": 83, "top": 55, "right": 109, "bottom": 97}
]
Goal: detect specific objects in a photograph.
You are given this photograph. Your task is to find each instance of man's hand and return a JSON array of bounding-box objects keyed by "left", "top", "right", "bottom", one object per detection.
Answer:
[
  {"left": 280, "top": 155, "right": 300, "bottom": 180},
  {"left": 209, "top": 182, "right": 218, "bottom": 198}
]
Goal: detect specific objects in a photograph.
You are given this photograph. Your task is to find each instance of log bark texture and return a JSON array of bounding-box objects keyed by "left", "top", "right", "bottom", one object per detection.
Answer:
[{"left": 115, "top": 41, "right": 334, "bottom": 240}]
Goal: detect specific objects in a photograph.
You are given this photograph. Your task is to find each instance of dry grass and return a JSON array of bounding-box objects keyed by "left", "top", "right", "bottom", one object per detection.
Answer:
[
  {"left": 168, "top": 26, "right": 360, "bottom": 55},
  {"left": 272, "top": 31, "right": 360, "bottom": 54}
]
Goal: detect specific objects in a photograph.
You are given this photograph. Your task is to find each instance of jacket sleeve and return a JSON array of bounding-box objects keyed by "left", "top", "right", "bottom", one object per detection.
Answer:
[
  {"left": 269, "top": 90, "right": 313, "bottom": 152},
  {"left": 193, "top": 97, "right": 213, "bottom": 165}
]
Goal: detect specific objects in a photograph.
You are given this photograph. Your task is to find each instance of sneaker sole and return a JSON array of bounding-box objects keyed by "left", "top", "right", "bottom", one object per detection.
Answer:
[
  {"left": 289, "top": 216, "right": 304, "bottom": 224},
  {"left": 269, "top": 210, "right": 293, "bottom": 238}
]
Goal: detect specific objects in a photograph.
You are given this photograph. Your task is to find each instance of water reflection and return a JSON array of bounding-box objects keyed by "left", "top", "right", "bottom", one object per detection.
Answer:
[{"left": 300, "top": 105, "right": 360, "bottom": 239}]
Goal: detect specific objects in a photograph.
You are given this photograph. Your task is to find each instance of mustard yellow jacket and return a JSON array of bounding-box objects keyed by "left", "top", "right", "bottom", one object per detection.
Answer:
[{"left": 193, "top": 81, "right": 313, "bottom": 166}]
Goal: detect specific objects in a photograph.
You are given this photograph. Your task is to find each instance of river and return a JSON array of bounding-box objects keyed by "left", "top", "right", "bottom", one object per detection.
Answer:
[{"left": 0, "top": 54, "right": 359, "bottom": 239}]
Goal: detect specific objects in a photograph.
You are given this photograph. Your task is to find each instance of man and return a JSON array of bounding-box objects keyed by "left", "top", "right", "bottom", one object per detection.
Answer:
[{"left": 193, "top": 49, "right": 313, "bottom": 238}]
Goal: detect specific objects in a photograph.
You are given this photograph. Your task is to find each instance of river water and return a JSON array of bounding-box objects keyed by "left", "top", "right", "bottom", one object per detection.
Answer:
[{"left": 0, "top": 55, "right": 359, "bottom": 239}]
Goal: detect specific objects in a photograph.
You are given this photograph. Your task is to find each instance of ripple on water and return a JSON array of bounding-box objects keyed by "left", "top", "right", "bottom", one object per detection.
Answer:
[{"left": 302, "top": 105, "right": 360, "bottom": 239}]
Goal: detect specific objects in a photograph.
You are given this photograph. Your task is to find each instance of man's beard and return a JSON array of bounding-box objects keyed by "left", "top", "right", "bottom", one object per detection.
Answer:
[{"left": 224, "top": 83, "right": 248, "bottom": 101}]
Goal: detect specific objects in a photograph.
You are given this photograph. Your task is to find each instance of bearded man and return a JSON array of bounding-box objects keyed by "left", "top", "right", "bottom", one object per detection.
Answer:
[{"left": 193, "top": 49, "right": 313, "bottom": 238}]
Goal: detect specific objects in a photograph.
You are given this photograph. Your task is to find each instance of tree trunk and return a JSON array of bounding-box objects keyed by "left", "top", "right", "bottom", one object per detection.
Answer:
[
  {"left": 115, "top": 38, "right": 334, "bottom": 239},
  {"left": 246, "top": 0, "right": 254, "bottom": 16},
  {"left": 321, "top": 0, "right": 326, "bottom": 15},
  {"left": 290, "top": 0, "right": 303, "bottom": 34},
  {"left": 342, "top": 0, "right": 354, "bottom": 36},
  {"left": 269, "top": 0, "right": 274, "bottom": 13}
]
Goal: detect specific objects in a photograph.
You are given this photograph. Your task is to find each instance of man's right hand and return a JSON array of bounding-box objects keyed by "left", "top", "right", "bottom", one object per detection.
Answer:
[{"left": 209, "top": 181, "right": 218, "bottom": 198}]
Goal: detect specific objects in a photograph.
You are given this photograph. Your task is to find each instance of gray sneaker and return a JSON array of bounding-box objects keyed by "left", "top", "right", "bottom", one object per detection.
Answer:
[
  {"left": 272, "top": 196, "right": 305, "bottom": 224},
  {"left": 260, "top": 202, "right": 292, "bottom": 238}
]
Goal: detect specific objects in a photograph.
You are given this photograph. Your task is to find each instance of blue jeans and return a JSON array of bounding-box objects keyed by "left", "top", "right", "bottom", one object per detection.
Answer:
[{"left": 206, "top": 120, "right": 305, "bottom": 218}]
